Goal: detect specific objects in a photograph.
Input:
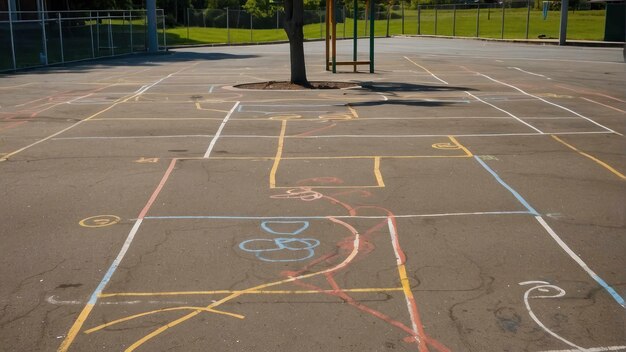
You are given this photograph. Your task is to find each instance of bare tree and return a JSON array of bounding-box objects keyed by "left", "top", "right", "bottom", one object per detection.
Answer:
[{"left": 283, "top": 0, "right": 309, "bottom": 85}]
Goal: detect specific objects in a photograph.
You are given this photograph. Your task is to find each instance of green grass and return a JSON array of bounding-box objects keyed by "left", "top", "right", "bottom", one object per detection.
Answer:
[{"left": 164, "top": 8, "right": 606, "bottom": 46}]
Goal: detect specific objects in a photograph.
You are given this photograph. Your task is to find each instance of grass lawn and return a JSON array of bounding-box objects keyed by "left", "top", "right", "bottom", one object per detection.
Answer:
[{"left": 163, "top": 8, "right": 606, "bottom": 46}]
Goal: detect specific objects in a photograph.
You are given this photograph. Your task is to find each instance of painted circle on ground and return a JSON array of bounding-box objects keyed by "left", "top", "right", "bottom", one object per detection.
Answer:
[
  {"left": 431, "top": 142, "right": 460, "bottom": 150},
  {"left": 79, "top": 215, "right": 121, "bottom": 228}
]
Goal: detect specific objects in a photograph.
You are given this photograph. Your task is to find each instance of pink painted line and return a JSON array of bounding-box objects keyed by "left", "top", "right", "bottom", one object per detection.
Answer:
[
  {"left": 0, "top": 120, "right": 27, "bottom": 132},
  {"left": 137, "top": 159, "right": 178, "bottom": 219}
]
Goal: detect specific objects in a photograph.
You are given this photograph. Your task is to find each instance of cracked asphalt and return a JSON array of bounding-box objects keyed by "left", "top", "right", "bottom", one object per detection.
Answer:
[{"left": 0, "top": 37, "right": 624, "bottom": 351}]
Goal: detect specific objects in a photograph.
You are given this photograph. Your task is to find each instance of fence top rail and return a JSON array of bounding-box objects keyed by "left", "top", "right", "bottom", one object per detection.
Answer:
[{"left": 0, "top": 9, "right": 159, "bottom": 14}]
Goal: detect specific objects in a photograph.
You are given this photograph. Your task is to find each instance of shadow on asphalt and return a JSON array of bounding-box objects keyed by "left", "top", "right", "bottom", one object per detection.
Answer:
[
  {"left": 0, "top": 51, "right": 259, "bottom": 77},
  {"left": 358, "top": 82, "right": 475, "bottom": 93}
]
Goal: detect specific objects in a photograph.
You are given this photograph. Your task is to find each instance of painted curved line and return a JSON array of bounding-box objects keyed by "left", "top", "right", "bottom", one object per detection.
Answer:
[
  {"left": 261, "top": 220, "right": 310, "bottom": 235},
  {"left": 123, "top": 217, "right": 360, "bottom": 352},
  {"left": 520, "top": 282, "right": 588, "bottom": 351}
]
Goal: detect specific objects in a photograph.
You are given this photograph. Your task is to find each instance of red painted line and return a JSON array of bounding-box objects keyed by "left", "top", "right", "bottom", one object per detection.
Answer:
[
  {"left": 294, "top": 122, "right": 338, "bottom": 137},
  {"left": 137, "top": 159, "right": 178, "bottom": 219}
]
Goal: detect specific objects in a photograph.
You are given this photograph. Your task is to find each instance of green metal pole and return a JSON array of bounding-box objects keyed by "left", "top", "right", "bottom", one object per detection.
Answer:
[{"left": 369, "top": 0, "right": 374, "bottom": 73}]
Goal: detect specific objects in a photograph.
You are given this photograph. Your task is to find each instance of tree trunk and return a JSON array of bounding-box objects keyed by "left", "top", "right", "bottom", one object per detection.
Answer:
[{"left": 284, "top": 0, "right": 309, "bottom": 86}]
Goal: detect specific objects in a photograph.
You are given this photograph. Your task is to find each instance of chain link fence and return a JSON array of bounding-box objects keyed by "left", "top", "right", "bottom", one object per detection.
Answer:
[
  {"left": 0, "top": 9, "right": 167, "bottom": 72},
  {"left": 170, "top": 1, "right": 608, "bottom": 46}
]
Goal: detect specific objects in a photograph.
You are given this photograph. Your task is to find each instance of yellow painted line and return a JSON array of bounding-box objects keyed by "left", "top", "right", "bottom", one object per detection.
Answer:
[
  {"left": 84, "top": 306, "right": 244, "bottom": 334},
  {"left": 374, "top": 157, "right": 385, "bottom": 187},
  {"left": 275, "top": 185, "right": 383, "bottom": 189},
  {"left": 397, "top": 264, "right": 416, "bottom": 305},
  {"left": 282, "top": 155, "right": 472, "bottom": 160},
  {"left": 99, "top": 287, "right": 403, "bottom": 298},
  {"left": 448, "top": 136, "right": 473, "bottom": 157},
  {"left": 552, "top": 135, "right": 625, "bottom": 180},
  {"left": 347, "top": 104, "right": 359, "bottom": 119},
  {"left": 58, "top": 303, "right": 95, "bottom": 352},
  {"left": 195, "top": 102, "right": 229, "bottom": 112},
  {"left": 269, "top": 119, "right": 287, "bottom": 189}
]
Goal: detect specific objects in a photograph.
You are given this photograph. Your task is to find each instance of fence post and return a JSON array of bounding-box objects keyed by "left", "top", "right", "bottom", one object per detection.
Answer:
[
  {"left": 525, "top": 0, "right": 531, "bottom": 39},
  {"left": 435, "top": 5, "right": 438, "bottom": 35},
  {"left": 453, "top": 4, "right": 456, "bottom": 36},
  {"left": 58, "top": 13, "right": 64, "bottom": 63},
  {"left": 129, "top": 11, "right": 133, "bottom": 52},
  {"left": 250, "top": 13, "right": 253, "bottom": 42},
  {"left": 96, "top": 12, "right": 100, "bottom": 56},
  {"left": 186, "top": 8, "right": 190, "bottom": 42},
  {"left": 386, "top": 4, "right": 391, "bottom": 37},
  {"left": 559, "top": 0, "right": 568, "bottom": 45},
  {"left": 320, "top": 10, "right": 323, "bottom": 39},
  {"left": 8, "top": 0, "right": 17, "bottom": 70},
  {"left": 162, "top": 10, "right": 167, "bottom": 49},
  {"left": 501, "top": 1, "right": 505, "bottom": 39},
  {"left": 343, "top": 6, "right": 346, "bottom": 38},
  {"left": 401, "top": 0, "right": 405, "bottom": 34},
  {"left": 417, "top": 5, "right": 421, "bottom": 35},
  {"left": 108, "top": 13, "right": 114, "bottom": 56},
  {"left": 41, "top": 9, "right": 49, "bottom": 65},
  {"left": 226, "top": 8, "right": 230, "bottom": 44},
  {"left": 476, "top": 3, "right": 480, "bottom": 37}
]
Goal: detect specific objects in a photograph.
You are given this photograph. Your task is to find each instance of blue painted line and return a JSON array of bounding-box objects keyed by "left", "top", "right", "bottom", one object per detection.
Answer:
[
  {"left": 474, "top": 156, "right": 540, "bottom": 216},
  {"left": 592, "top": 273, "right": 625, "bottom": 308},
  {"left": 87, "top": 219, "right": 143, "bottom": 305}
]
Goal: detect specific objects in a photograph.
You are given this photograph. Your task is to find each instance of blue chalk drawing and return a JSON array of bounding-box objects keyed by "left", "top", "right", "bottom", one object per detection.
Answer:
[
  {"left": 239, "top": 220, "right": 319, "bottom": 262},
  {"left": 239, "top": 238, "right": 320, "bottom": 262}
]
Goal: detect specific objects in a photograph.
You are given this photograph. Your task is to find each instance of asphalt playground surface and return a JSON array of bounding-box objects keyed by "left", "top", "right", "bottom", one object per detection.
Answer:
[{"left": 0, "top": 37, "right": 625, "bottom": 352}]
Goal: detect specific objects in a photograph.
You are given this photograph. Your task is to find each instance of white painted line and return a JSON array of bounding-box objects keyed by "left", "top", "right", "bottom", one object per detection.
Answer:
[
  {"left": 508, "top": 67, "right": 551, "bottom": 79},
  {"left": 403, "top": 56, "right": 449, "bottom": 85},
  {"left": 204, "top": 101, "right": 240, "bottom": 158},
  {"left": 47, "top": 296, "right": 195, "bottom": 306},
  {"left": 387, "top": 218, "right": 420, "bottom": 337},
  {"left": 580, "top": 97, "right": 626, "bottom": 114},
  {"left": 87, "top": 219, "right": 143, "bottom": 305},
  {"left": 419, "top": 51, "right": 625, "bottom": 65},
  {"left": 478, "top": 73, "right": 621, "bottom": 135},
  {"left": 53, "top": 135, "right": 212, "bottom": 140},
  {"left": 50, "top": 131, "right": 615, "bottom": 142},
  {"left": 535, "top": 216, "right": 625, "bottom": 308},
  {"left": 539, "top": 346, "right": 626, "bottom": 352},
  {"left": 143, "top": 211, "right": 531, "bottom": 220},
  {"left": 466, "top": 91, "right": 544, "bottom": 134}
]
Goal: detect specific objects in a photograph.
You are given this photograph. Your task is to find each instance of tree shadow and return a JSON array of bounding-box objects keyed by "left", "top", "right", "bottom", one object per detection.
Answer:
[
  {"left": 1, "top": 50, "right": 259, "bottom": 76},
  {"left": 357, "top": 82, "right": 475, "bottom": 93},
  {"left": 349, "top": 81, "right": 476, "bottom": 107},
  {"left": 349, "top": 100, "right": 463, "bottom": 108}
]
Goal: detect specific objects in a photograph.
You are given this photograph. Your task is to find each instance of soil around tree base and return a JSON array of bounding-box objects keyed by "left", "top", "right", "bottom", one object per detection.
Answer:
[{"left": 234, "top": 81, "right": 359, "bottom": 90}]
